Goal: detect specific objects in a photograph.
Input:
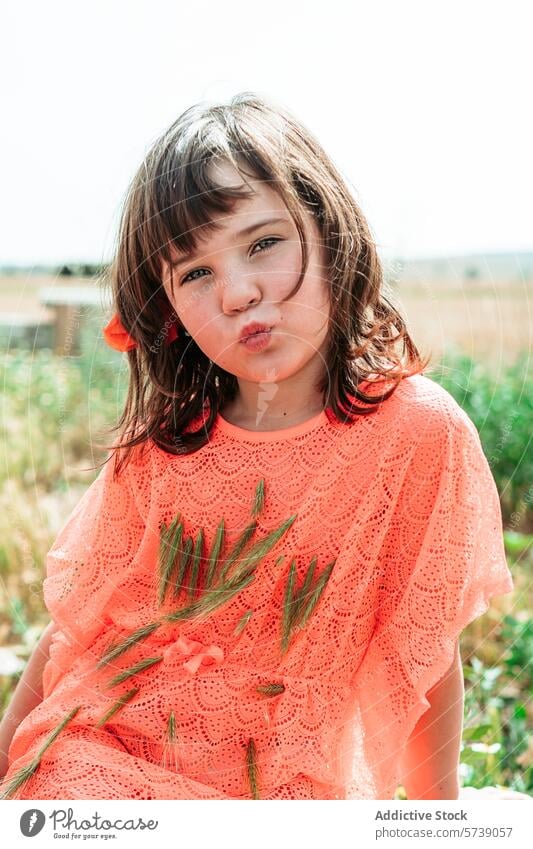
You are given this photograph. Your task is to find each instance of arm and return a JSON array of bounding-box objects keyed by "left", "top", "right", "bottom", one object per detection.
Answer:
[
  {"left": 0, "top": 619, "right": 59, "bottom": 779},
  {"left": 399, "top": 640, "right": 464, "bottom": 800}
]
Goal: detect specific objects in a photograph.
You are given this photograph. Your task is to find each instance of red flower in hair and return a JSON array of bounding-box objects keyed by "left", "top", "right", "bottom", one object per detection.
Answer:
[{"left": 102, "top": 308, "right": 179, "bottom": 352}]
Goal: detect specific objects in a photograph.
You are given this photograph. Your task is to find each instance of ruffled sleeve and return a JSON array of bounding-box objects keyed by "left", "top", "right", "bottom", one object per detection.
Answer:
[
  {"left": 351, "top": 397, "right": 514, "bottom": 799},
  {"left": 42, "top": 451, "right": 147, "bottom": 663}
]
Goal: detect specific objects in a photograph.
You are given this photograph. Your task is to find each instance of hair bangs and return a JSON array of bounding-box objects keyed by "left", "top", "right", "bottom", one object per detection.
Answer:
[{"left": 151, "top": 143, "right": 260, "bottom": 275}]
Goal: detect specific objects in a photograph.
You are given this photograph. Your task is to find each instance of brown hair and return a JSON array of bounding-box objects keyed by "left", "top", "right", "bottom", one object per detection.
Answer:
[{"left": 96, "top": 91, "right": 430, "bottom": 479}]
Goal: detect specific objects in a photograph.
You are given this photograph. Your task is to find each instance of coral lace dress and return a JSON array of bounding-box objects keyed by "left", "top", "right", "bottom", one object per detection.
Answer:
[{"left": 1, "top": 375, "right": 513, "bottom": 799}]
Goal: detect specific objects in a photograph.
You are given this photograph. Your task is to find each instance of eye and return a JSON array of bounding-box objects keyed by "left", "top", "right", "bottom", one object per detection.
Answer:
[
  {"left": 251, "top": 237, "right": 281, "bottom": 255},
  {"left": 180, "top": 237, "right": 282, "bottom": 284}
]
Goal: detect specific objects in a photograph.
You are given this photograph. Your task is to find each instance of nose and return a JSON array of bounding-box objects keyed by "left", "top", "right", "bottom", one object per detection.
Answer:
[{"left": 219, "top": 266, "right": 264, "bottom": 314}]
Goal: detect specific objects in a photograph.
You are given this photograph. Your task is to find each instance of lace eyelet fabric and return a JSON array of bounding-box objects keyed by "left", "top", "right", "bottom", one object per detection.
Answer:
[{"left": 1, "top": 374, "right": 513, "bottom": 800}]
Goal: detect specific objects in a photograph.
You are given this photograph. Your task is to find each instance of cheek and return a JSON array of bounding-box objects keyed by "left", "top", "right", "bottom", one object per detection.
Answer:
[
  {"left": 283, "top": 269, "right": 331, "bottom": 328},
  {"left": 180, "top": 296, "right": 229, "bottom": 359},
  {"left": 172, "top": 282, "right": 213, "bottom": 326},
  {"left": 185, "top": 311, "right": 214, "bottom": 346},
  {"left": 308, "top": 261, "right": 331, "bottom": 323}
]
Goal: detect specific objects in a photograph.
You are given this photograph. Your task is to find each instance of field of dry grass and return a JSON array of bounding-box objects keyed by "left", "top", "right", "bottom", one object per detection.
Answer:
[
  {"left": 0, "top": 273, "right": 90, "bottom": 324},
  {"left": 390, "top": 279, "right": 531, "bottom": 368},
  {"left": 0, "top": 273, "right": 531, "bottom": 367}
]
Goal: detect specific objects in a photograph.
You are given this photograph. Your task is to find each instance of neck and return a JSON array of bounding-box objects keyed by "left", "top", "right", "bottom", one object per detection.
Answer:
[{"left": 221, "top": 358, "right": 327, "bottom": 431}]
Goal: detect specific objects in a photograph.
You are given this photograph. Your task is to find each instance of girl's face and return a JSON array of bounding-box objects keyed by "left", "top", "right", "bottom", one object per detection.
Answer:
[{"left": 161, "top": 160, "right": 331, "bottom": 388}]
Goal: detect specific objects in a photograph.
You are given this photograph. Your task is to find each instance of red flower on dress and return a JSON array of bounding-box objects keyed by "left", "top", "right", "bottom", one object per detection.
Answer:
[{"left": 163, "top": 635, "right": 224, "bottom": 676}]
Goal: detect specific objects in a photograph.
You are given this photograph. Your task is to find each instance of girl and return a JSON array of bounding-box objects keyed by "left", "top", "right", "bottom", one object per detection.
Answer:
[{"left": 0, "top": 92, "right": 514, "bottom": 801}]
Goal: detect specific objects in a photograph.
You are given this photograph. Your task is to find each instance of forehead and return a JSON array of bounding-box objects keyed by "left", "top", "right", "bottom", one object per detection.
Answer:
[
  {"left": 169, "top": 172, "right": 291, "bottom": 263},
  {"left": 208, "top": 157, "right": 250, "bottom": 188}
]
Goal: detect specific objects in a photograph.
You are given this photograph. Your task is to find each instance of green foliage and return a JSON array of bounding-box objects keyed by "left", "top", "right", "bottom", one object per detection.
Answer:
[
  {"left": 462, "top": 639, "right": 532, "bottom": 794},
  {"left": 0, "top": 308, "right": 127, "bottom": 488},
  {"left": 501, "top": 614, "right": 533, "bottom": 688},
  {"left": 431, "top": 350, "right": 533, "bottom": 528}
]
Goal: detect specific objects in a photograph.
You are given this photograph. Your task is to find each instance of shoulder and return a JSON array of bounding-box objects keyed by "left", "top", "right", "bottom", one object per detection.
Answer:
[
  {"left": 96, "top": 439, "right": 155, "bottom": 520},
  {"left": 393, "top": 375, "right": 487, "bottom": 484},
  {"left": 347, "top": 372, "right": 480, "bottom": 461},
  {"left": 383, "top": 372, "right": 476, "bottom": 438}
]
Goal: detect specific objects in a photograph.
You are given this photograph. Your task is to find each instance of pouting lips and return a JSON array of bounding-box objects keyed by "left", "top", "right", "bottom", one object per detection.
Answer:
[
  {"left": 239, "top": 324, "right": 273, "bottom": 342},
  {"left": 239, "top": 328, "right": 274, "bottom": 351}
]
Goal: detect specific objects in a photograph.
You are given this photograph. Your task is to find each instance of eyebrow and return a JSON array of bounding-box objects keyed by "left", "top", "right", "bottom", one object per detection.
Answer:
[{"left": 170, "top": 216, "right": 290, "bottom": 269}]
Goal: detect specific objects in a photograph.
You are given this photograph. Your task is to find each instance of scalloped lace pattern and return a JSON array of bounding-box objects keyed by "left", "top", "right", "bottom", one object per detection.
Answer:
[{"left": 1, "top": 375, "right": 513, "bottom": 799}]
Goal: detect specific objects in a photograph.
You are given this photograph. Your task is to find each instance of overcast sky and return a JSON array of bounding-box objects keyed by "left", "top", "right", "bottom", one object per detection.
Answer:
[{"left": 1, "top": 0, "right": 531, "bottom": 266}]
